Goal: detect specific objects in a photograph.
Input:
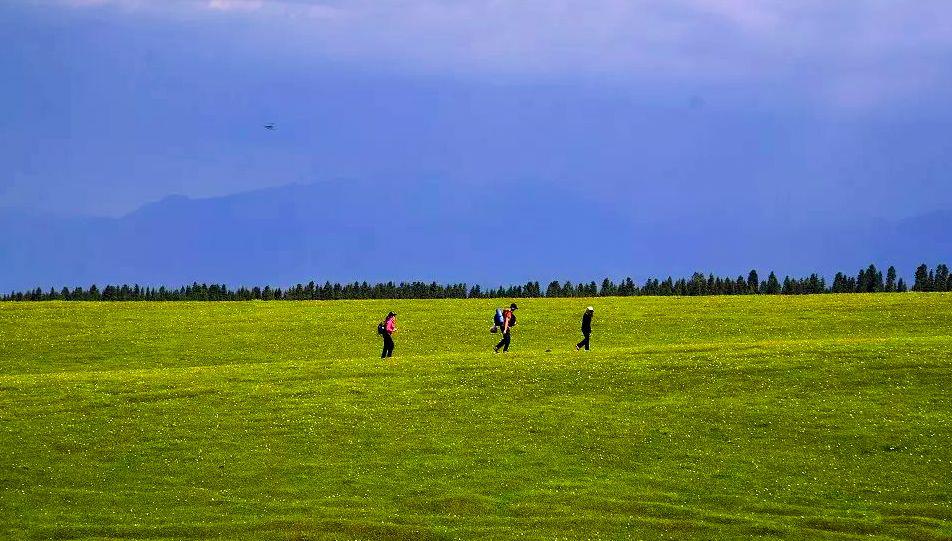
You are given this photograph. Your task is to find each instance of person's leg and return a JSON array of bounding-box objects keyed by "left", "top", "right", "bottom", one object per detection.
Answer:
[
  {"left": 386, "top": 335, "right": 395, "bottom": 357},
  {"left": 502, "top": 332, "right": 511, "bottom": 352},
  {"left": 576, "top": 332, "right": 590, "bottom": 350},
  {"left": 495, "top": 333, "right": 506, "bottom": 352},
  {"left": 381, "top": 337, "right": 388, "bottom": 358},
  {"left": 583, "top": 332, "right": 590, "bottom": 350}
]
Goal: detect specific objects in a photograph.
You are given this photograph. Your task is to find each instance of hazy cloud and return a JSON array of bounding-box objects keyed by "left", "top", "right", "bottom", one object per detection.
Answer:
[
  {"left": 28, "top": 0, "right": 952, "bottom": 107},
  {"left": 206, "top": 0, "right": 264, "bottom": 11}
]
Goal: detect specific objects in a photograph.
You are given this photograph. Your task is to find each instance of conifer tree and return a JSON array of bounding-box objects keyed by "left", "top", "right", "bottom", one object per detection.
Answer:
[
  {"left": 885, "top": 266, "right": 897, "bottom": 292},
  {"left": 747, "top": 270, "right": 759, "bottom": 294},
  {"left": 913, "top": 264, "right": 930, "bottom": 292},
  {"left": 935, "top": 264, "right": 950, "bottom": 292},
  {"left": 763, "top": 272, "right": 781, "bottom": 294}
]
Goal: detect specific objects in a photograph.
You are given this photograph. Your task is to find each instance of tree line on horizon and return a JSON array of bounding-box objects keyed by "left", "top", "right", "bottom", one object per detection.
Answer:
[{"left": 2, "top": 263, "right": 950, "bottom": 302}]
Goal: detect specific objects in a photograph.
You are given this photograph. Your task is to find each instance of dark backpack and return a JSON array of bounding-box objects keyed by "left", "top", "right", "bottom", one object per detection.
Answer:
[{"left": 377, "top": 322, "right": 386, "bottom": 335}]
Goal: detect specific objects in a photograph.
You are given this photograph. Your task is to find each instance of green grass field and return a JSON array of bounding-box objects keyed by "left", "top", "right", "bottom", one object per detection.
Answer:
[{"left": 1, "top": 294, "right": 951, "bottom": 540}]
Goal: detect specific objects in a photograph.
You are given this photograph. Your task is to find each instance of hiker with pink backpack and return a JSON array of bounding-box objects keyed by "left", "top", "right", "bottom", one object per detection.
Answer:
[{"left": 377, "top": 311, "right": 397, "bottom": 358}]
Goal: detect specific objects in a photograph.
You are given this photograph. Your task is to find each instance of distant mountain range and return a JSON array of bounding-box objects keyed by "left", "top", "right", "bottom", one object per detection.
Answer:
[{"left": 1, "top": 180, "right": 949, "bottom": 290}]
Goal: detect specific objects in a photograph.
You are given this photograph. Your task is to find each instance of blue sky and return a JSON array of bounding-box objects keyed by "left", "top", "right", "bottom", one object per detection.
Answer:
[{"left": 2, "top": 0, "right": 952, "bottom": 222}]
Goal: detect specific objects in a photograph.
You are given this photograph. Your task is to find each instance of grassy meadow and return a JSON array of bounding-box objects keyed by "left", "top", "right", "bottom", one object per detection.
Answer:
[{"left": 1, "top": 294, "right": 951, "bottom": 539}]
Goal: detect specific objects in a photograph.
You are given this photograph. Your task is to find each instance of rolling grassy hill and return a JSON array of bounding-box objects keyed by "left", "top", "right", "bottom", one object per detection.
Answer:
[{"left": 1, "top": 294, "right": 951, "bottom": 539}]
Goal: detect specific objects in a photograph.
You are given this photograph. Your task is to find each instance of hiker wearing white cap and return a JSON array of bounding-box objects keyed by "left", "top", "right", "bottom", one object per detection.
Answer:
[{"left": 576, "top": 306, "right": 594, "bottom": 351}]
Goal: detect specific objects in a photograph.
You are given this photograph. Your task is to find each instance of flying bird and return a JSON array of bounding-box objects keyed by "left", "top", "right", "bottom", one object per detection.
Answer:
[{"left": 264, "top": 123, "right": 275, "bottom": 130}]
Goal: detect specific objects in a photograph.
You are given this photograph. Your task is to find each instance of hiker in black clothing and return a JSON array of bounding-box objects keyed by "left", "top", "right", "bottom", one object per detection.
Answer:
[
  {"left": 576, "top": 306, "right": 594, "bottom": 351},
  {"left": 380, "top": 311, "right": 396, "bottom": 358},
  {"left": 494, "top": 303, "right": 518, "bottom": 353}
]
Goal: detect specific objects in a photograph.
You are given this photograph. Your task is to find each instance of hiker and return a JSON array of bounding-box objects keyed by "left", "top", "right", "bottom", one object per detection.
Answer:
[
  {"left": 379, "top": 311, "right": 396, "bottom": 358},
  {"left": 576, "top": 306, "right": 594, "bottom": 351},
  {"left": 493, "top": 303, "right": 518, "bottom": 353}
]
